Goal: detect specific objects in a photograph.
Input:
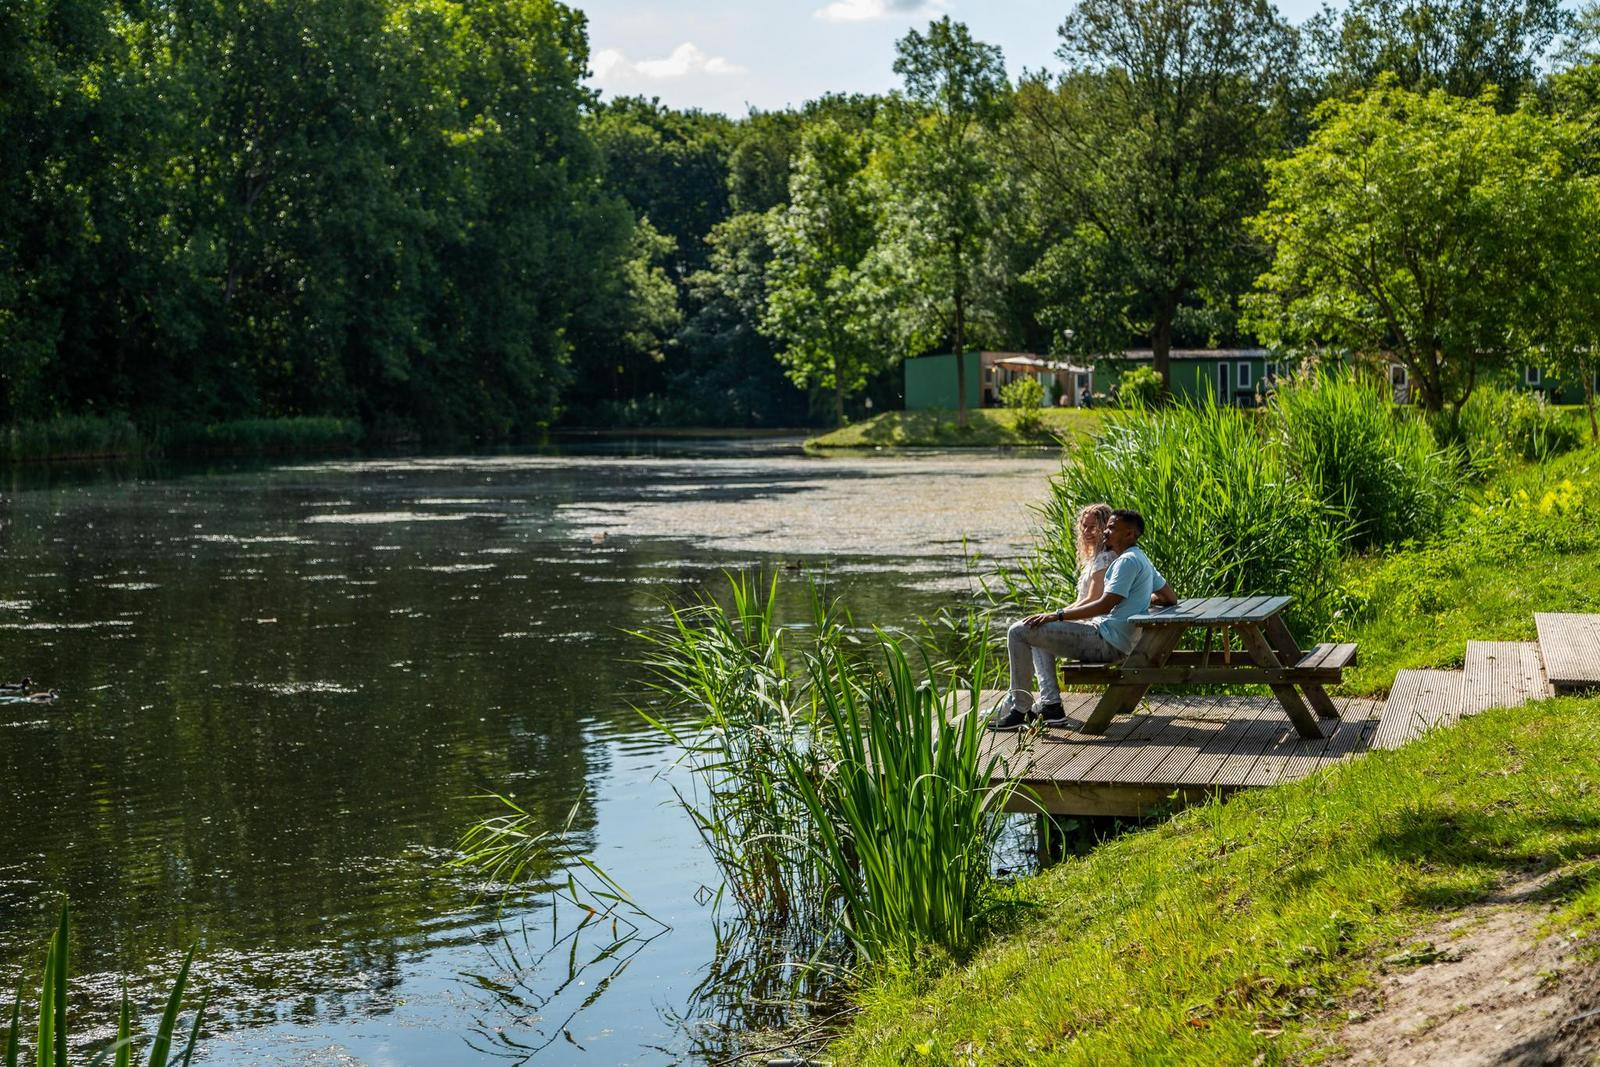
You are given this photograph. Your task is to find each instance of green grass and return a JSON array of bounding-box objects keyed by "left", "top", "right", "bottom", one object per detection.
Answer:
[
  {"left": 805, "top": 409, "right": 1105, "bottom": 449},
  {"left": 830, "top": 693, "right": 1600, "bottom": 1065},
  {"left": 1335, "top": 444, "right": 1600, "bottom": 693}
]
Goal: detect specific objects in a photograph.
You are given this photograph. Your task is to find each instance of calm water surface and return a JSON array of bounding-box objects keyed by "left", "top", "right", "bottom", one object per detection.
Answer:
[{"left": 0, "top": 440, "right": 1059, "bottom": 1064}]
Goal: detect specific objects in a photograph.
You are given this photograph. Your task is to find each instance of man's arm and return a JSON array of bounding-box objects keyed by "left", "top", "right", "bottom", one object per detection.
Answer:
[
  {"left": 1022, "top": 592, "right": 1125, "bottom": 627},
  {"left": 1151, "top": 582, "right": 1177, "bottom": 607}
]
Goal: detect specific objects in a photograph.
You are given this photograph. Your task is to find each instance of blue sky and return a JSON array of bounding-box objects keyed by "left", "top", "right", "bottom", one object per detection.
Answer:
[{"left": 581, "top": 0, "right": 1330, "bottom": 115}]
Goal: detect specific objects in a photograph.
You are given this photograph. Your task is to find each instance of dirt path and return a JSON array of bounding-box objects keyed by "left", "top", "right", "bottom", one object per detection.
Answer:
[{"left": 1326, "top": 868, "right": 1600, "bottom": 1065}]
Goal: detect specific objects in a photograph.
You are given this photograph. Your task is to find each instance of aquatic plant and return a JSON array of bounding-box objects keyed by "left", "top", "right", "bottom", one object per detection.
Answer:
[
  {"left": 1268, "top": 369, "right": 1459, "bottom": 550},
  {"left": 3, "top": 901, "right": 203, "bottom": 1067},
  {"left": 1440, "top": 385, "right": 1582, "bottom": 471},
  {"left": 635, "top": 572, "right": 840, "bottom": 926},
  {"left": 785, "top": 634, "right": 1013, "bottom": 966}
]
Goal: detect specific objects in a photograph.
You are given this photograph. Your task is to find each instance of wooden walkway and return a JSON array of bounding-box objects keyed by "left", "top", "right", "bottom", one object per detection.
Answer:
[{"left": 978, "top": 611, "right": 1600, "bottom": 817}]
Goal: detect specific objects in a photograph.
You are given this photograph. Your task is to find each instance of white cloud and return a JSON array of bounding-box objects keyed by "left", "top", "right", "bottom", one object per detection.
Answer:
[
  {"left": 814, "top": 0, "right": 944, "bottom": 23},
  {"left": 592, "top": 42, "right": 747, "bottom": 82}
]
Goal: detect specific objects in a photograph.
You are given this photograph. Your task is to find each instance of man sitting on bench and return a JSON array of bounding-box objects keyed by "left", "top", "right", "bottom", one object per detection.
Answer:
[{"left": 990, "top": 509, "right": 1177, "bottom": 731}]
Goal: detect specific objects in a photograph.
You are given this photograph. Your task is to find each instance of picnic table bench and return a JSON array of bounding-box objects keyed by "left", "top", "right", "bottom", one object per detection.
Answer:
[{"left": 1058, "top": 595, "right": 1356, "bottom": 739}]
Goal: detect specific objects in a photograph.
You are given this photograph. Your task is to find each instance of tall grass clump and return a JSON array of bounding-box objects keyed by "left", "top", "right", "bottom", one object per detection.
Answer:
[
  {"left": 156, "top": 417, "right": 362, "bottom": 456},
  {"left": 637, "top": 573, "right": 1022, "bottom": 969},
  {"left": 4, "top": 902, "right": 204, "bottom": 1066},
  {"left": 1442, "top": 385, "right": 1582, "bottom": 471},
  {"left": 1269, "top": 370, "right": 1459, "bottom": 550},
  {"left": 636, "top": 573, "right": 841, "bottom": 926},
  {"left": 785, "top": 635, "right": 1010, "bottom": 966},
  {"left": 0, "top": 416, "right": 142, "bottom": 463},
  {"left": 1010, "top": 397, "right": 1345, "bottom": 635}
]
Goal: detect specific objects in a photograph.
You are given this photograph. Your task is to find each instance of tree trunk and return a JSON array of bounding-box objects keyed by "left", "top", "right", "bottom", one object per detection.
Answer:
[
  {"left": 1151, "top": 307, "right": 1174, "bottom": 397},
  {"left": 833, "top": 351, "right": 846, "bottom": 427},
  {"left": 953, "top": 238, "right": 968, "bottom": 429},
  {"left": 1584, "top": 358, "right": 1598, "bottom": 444}
]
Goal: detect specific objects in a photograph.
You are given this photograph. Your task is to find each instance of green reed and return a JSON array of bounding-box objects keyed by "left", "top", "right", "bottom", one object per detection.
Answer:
[
  {"left": 3, "top": 902, "right": 203, "bottom": 1067},
  {"left": 1004, "top": 394, "right": 1346, "bottom": 637},
  {"left": 1268, "top": 369, "right": 1459, "bottom": 550},
  {"left": 784, "top": 634, "right": 1014, "bottom": 967},
  {"left": 1441, "top": 384, "right": 1583, "bottom": 471}
]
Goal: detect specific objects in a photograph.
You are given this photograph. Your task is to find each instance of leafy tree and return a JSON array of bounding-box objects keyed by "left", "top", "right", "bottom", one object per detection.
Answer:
[
  {"left": 886, "top": 17, "right": 1010, "bottom": 427},
  {"left": 1247, "top": 81, "right": 1573, "bottom": 412},
  {"left": 763, "top": 120, "right": 883, "bottom": 426},
  {"left": 1305, "top": 0, "right": 1572, "bottom": 107},
  {"left": 1015, "top": 0, "right": 1296, "bottom": 390}
]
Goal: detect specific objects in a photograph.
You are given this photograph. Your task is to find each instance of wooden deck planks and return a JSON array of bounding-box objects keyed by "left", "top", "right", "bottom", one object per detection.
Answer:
[
  {"left": 1534, "top": 613, "right": 1600, "bottom": 692},
  {"left": 1372, "top": 669, "right": 1464, "bottom": 750},
  {"left": 1462, "top": 641, "right": 1552, "bottom": 715}
]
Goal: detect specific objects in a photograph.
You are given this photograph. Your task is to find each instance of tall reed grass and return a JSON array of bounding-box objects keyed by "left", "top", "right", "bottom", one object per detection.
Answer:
[
  {"left": 1269, "top": 370, "right": 1458, "bottom": 550},
  {"left": 0, "top": 416, "right": 141, "bottom": 463},
  {"left": 785, "top": 635, "right": 1010, "bottom": 966},
  {"left": 4, "top": 902, "right": 203, "bottom": 1066},
  {"left": 1010, "top": 397, "right": 1345, "bottom": 636},
  {"left": 637, "top": 574, "right": 1022, "bottom": 969}
]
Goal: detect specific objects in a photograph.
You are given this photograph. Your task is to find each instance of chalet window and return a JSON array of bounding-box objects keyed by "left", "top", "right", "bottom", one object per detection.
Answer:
[
  {"left": 1391, "top": 364, "right": 1408, "bottom": 386},
  {"left": 1237, "top": 362, "right": 1252, "bottom": 389},
  {"left": 1525, "top": 365, "right": 1542, "bottom": 386}
]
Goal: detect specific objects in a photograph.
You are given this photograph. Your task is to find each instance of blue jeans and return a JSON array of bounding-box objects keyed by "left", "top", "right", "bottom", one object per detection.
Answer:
[{"left": 1005, "top": 618, "right": 1121, "bottom": 712}]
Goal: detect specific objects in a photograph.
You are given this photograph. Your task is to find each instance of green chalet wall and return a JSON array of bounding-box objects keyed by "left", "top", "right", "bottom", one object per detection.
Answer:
[
  {"left": 904, "top": 352, "right": 983, "bottom": 411},
  {"left": 1097, "top": 350, "right": 1282, "bottom": 406}
]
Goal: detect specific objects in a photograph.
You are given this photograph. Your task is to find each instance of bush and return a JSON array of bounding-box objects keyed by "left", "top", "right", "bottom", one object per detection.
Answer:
[
  {"left": 1443, "top": 386, "right": 1582, "bottom": 471},
  {"left": 1012, "top": 398, "right": 1346, "bottom": 637},
  {"left": 1118, "top": 366, "right": 1163, "bottom": 408},
  {"left": 1269, "top": 370, "right": 1459, "bottom": 550},
  {"left": 1000, "top": 378, "right": 1045, "bottom": 435}
]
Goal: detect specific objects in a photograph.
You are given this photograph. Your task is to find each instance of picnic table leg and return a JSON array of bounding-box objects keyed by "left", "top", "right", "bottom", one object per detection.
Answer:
[
  {"left": 1263, "top": 615, "right": 1341, "bottom": 721},
  {"left": 1235, "top": 623, "right": 1324, "bottom": 739},
  {"left": 1080, "top": 625, "right": 1184, "bottom": 735}
]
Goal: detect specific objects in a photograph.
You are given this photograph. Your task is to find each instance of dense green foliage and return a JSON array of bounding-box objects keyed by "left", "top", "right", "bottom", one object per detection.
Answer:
[
  {"left": 6, "top": 1, "right": 1599, "bottom": 444},
  {"left": 1270, "top": 371, "right": 1458, "bottom": 549},
  {"left": 1444, "top": 384, "right": 1586, "bottom": 468}
]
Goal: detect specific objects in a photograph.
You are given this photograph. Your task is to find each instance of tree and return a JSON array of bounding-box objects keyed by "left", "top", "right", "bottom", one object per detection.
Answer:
[
  {"left": 1305, "top": 0, "right": 1572, "bottom": 107},
  {"left": 1246, "top": 81, "right": 1572, "bottom": 412},
  {"left": 762, "top": 121, "right": 883, "bottom": 426},
  {"left": 888, "top": 17, "right": 1009, "bottom": 427},
  {"left": 1015, "top": 0, "right": 1296, "bottom": 390}
]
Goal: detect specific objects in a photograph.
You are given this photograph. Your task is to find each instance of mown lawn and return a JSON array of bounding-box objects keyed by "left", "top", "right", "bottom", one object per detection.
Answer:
[
  {"left": 806, "top": 408, "right": 1105, "bottom": 449},
  {"left": 831, "top": 694, "right": 1600, "bottom": 1065}
]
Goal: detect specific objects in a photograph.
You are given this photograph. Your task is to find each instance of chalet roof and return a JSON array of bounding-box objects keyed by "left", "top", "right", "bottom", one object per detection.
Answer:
[{"left": 1116, "top": 348, "right": 1272, "bottom": 361}]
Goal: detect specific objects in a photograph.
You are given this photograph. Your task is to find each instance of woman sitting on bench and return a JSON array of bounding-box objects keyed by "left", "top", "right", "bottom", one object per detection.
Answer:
[{"left": 990, "top": 508, "right": 1177, "bottom": 731}]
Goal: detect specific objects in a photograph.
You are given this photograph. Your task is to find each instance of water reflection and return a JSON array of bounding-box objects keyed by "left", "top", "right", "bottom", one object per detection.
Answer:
[{"left": 0, "top": 443, "right": 1060, "bottom": 1063}]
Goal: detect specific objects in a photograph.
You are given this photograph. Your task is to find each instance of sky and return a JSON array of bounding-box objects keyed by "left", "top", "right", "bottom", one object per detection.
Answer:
[{"left": 580, "top": 0, "right": 1330, "bottom": 116}]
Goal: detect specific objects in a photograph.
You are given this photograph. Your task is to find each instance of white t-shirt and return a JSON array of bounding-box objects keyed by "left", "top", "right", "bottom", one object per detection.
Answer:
[{"left": 1076, "top": 548, "right": 1119, "bottom": 602}]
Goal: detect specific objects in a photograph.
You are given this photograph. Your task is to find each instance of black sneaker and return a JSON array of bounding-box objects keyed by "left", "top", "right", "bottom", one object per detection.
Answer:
[
  {"left": 988, "top": 705, "right": 1035, "bottom": 731},
  {"left": 1035, "top": 701, "right": 1068, "bottom": 726}
]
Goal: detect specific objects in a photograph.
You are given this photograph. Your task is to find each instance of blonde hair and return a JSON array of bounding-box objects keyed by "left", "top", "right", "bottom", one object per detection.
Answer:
[{"left": 1075, "top": 503, "right": 1113, "bottom": 564}]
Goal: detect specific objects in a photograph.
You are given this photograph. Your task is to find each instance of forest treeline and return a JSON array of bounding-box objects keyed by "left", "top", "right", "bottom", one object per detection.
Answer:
[{"left": 3, "top": 0, "right": 1599, "bottom": 444}]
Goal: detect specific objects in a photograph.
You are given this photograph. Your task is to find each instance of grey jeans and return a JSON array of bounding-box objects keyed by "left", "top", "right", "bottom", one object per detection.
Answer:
[{"left": 1005, "top": 618, "right": 1122, "bottom": 712}]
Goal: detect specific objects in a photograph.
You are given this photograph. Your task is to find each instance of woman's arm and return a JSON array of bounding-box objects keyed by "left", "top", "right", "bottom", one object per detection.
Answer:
[{"left": 1085, "top": 567, "right": 1107, "bottom": 604}]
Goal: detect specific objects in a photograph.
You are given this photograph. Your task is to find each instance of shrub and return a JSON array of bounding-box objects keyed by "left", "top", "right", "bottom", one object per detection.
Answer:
[
  {"left": 1269, "top": 370, "right": 1459, "bottom": 550},
  {"left": 1011, "top": 398, "right": 1346, "bottom": 637},
  {"left": 1118, "top": 366, "right": 1163, "bottom": 408},
  {"left": 1000, "top": 377, "right": 1045, "bottom": 435},
  {"left": 1443, "top": 386, "right": 1582, "bottom": 471}
]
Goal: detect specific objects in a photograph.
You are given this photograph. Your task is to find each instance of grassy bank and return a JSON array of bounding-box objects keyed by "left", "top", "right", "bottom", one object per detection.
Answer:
[
  {"left": 805, "top": 408, "right": 1105, "bottom": 449},
  {"left": 0, "top": 415, "right": 362, "bottom": 463},
  {"left": 831, "top": 692, "right": 1600, "bottom": 1064}
]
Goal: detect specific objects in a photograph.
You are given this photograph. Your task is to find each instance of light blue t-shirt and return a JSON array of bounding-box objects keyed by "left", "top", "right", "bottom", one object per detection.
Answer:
[{"left": 1095, "top": 545, "right": 1167, "bottom": 654}]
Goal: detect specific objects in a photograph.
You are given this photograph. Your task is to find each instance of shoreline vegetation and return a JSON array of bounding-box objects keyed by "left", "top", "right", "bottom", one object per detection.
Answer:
[
  {"left": 0, "top": 415, "right": 363, "bottom": 465},
  {"left": 805, "top": 409, "right": 1106, "bottom": 449}
]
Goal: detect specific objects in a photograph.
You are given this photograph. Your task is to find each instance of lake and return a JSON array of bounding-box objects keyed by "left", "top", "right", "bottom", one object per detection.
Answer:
[{"left": 0, "top": 440, "right": 1061, "bottom": 1064}]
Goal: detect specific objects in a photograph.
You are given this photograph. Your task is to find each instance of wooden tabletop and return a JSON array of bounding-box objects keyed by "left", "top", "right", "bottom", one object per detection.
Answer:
[{"left": 1129, "top": 595, "right": 1293, "bottom": 626}]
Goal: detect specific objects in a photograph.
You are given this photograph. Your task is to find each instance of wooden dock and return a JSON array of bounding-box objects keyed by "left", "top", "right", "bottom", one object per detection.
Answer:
[{"left": 978, "top": 612, "right": 1600, "bottom": 817}]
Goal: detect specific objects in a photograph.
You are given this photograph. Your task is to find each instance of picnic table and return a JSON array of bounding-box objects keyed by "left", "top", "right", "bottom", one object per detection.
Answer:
[{"left": 1059, "top": 595, "right": 1356, "bottom": 739}]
